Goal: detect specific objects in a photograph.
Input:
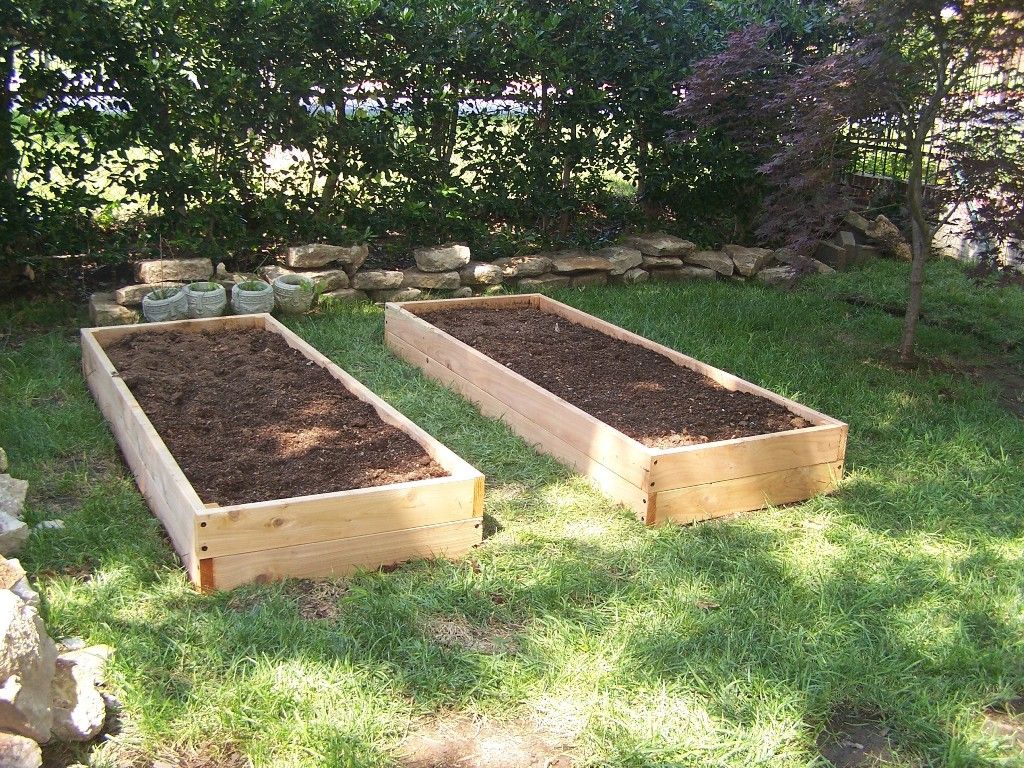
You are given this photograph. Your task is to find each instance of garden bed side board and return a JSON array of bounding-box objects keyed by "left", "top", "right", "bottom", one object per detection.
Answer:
[
  {"left": 81, "top": 313, "right": 484, "bottom": 591},
  {"left": 384, "top": 293, "right": 847, "bottom": 525}
]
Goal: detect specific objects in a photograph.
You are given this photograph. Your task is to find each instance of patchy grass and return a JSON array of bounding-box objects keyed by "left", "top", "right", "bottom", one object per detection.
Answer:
[{"left": 1, "top": 259, "right": 1023, "bottom": 767}]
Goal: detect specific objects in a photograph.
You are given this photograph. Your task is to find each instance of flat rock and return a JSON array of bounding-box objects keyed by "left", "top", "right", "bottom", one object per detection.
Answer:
[
  {"left": 548, "top": 250, "right": 614, "bottom": 273},
  {"left": 0, "top": 731, "right": 41, "bottom": 768},
  {"left": 570, "top": 272, "right": 608, "bottom": 287},
  {"left": 88, "top": 293, "right": 140, "bottom": 327},
  {"left": 0, "top": 590, "right": 57, "bottom": 742},
  {"left": 622, "top": 231, "right": 697, "bottom": 257},
  {"left": 593, "top": 246, "right": 643, "bottom": 275},
  {"left": 134, "top": 258, "right": 213, "bottom": 284},
  {"left": 50, "top": 645, "right": 113, "bottom": 742},
  {"left": 319, "top": 288, "right": 368, "bottom": 304},
  {"left": 0, "top": 557, "right": 26, "bottom": 590},
  {"left": 0, "top": 447, "right": 6, "bottom": 473},
  {"left": 459, "top": 262, "right": 504, "bottom": 286},
  {"left": 0, "top": 475, "right": 28, "bottom": 519},
  {"left": 450, "top": 287, "right": 474, "bottom": 299},
  {"left": 353, "top": 270, "right": 404, "bottom": 291},
  {"left": 372, "top": 288, "right": 423, "bottom": 303},
  {"left": 757, "top": 265, "right": 798, "bottom": 285},
  {"left": 281, "top": 243, "right": 368, "bottom": 273},
  {"left": 414, "top": 243, "right": 471, "bottom": 273},
  {"left": 517, "top": 274, "right": 570, "bottom": 291},
  {"left": 0, "top": 512, "right": 29, "bottom": 557},
  {"left": 723, "top": 244, "right": 774, "bottom": 276},
  {"left": 641, "top": 255, "right": 684, "bottom": 269},
  {"left": 650, "top": 266, "right": 717, "bottom": 282},
  {"left": 114, "top": 282, "right": 183, "bottom": 307},
  {"left": 686, "top": 250, "right": 734, "bottom": 276},
  {"left": 613, "top": 267, "right": 649, "bottom": 285},
  {"left": 492, "top": 255, "right": 552, "bottom": 278},
  {"left": 402, "top": 268, "right": 460, "bottom": 290},
  {"left": 260, "top": 265, "right": 347, "bottom": 292}
]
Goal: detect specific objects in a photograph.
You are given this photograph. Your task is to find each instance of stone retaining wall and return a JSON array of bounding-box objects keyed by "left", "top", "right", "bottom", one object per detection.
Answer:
[{"left": 89, "top": 232, "right": 839, "bottom": 326}]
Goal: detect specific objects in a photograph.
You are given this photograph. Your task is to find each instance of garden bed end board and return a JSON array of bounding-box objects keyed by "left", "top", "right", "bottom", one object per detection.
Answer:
[
  {"left": 81, "top": 313, "right": 484, "bottom": 591},
  {"left": 384, "top": 294, "right": 846, "bottom": 525}
]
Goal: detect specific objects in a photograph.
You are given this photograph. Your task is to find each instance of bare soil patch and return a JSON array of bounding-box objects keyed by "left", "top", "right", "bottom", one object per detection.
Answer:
[
  {"left": 817, "top": 708, "right": 894, "bottom": 767},
  {"left": 420, "top": 305, "right": 803, "bottom": 448},
  {"left": 983, "top": 697, "right": 1024, "bottom": 750},
  {"left": 286, "top": 578, "right": 349, "bottom": 620},
  {"left": 399, "top": 714, "right": 573, "bottom": 768},
  {"left": 103, "top": 329, "right": 446, "bottom": 505},
  {"left": 421, "top": 614, "right": 520, "bottom": 655}
]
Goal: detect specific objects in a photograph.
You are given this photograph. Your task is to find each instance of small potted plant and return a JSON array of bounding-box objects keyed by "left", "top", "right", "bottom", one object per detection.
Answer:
[
  {"left": 184, "top": 281, "right": 227, "bottom": 318},
  {"left": 272, "top": 273, "right": 316, "bottom": 314},
  {"left": 231, "top": 279, "right": 274, "bottom": 314},
  {"left": 142, "top": 286, "right": 187, "bottom": 323}
]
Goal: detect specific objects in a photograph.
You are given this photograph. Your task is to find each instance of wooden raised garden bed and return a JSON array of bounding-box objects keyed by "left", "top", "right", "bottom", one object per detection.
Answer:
[
  {"left": 81, "top": 314, "right": 483, "bottom": 591},
  {"left": 385, "top": 294, "right": 846, "bottom": 525}
]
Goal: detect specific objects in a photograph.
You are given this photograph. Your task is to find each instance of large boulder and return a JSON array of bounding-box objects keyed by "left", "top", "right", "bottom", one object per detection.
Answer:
[
  {"left": 723, "top": 244, "right": 774, "bottom": 276},
  {"left": 134, "top": 258, "right": 213, "bottom": 284},
  {"left": 414, "top": 243, "right": 471, "bottom": 273},
  {"left": 458, "top": 262, "right": 504, "bottom": 286},
  {"left": 50, "top": 645, "right": 112, "bottom": 742},
  {"left": 88, "top": 293, "right": 140, "bottom": 327},
  {"left": 622, "top": 232, "right": 697, "bottom": 257},
  {"left": 402, "top": 269, "right": 460, "bottom": 290},
  {"left": 548, "top": 250, "right": 614, "bottom": 274},
  {"left": 492, "top": 255, "right": 552, "bottom": 278},
  {"left": 114, "top": 282, "right": 183, "bottom": 307},
  {"left": 353, "top": 270, "right": 404, "bottom": 291},
  {"left": 686, "top": 250, "right": 734, "bottom": 276},
  {"left": 593, "top": 246, "right": 643, "bottom": 275},
  {"left": 281, "top": 244, "right": 368, "bottom": 273},
  {"left": 0, "top": 731, "right": 41, "bottom": 768},
  {"left": 0, "top": 591, "right": 57, "bottom": 742}
]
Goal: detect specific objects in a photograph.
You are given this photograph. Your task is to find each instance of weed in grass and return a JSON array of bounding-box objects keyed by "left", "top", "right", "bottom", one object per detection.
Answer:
[{"left": 1, "top": 259, "right": 1023, "bottom": 766}]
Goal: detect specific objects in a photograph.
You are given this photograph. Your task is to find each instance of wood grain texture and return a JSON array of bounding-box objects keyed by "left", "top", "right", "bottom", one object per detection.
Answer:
[{"left": 208, "top": 517, "right": 483, "bottom": 590}]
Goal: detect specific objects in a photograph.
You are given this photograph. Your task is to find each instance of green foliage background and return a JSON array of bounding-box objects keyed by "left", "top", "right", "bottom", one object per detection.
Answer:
[{"left": 2, "top": 0, "right": 826, "bottom": 263}]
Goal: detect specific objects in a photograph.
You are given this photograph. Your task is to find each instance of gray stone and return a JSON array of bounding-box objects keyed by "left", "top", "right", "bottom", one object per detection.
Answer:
[
  {"left": 757, "top": 266, "right": 798, "bottom": 285},
  {"left": 458, "top": 262, "right": 504, "bottom": 286},
  {"left": 686, "top": 250, "right": 734, "bottom": 276},
  {"left": 50, "top": 645, "right": 112, "bottom": 743},
  {"left": 88, "top": 293, "right": 140, "bottom": 327},
  {"left": 319, "top": 288, "right": 368, "bottom": 304},
  {"left": 0, "top": 590, "right": 57, "bottom": 742},
  {"left": 0, "top": 558, "right": 25, "bottom": 591},
  {"left": 616, "top": 267, "right": 649, "bottom": 285},
  {"left": 548, "top": 250, "right": 614, "bottom": 274},
  {"left": 282, "top": 243, "right": 368, "bottom": 273},
  {"left": 114, "top": 282, "right": 183, "bottom": 307},
  {"left": 134, "top": 258, "right": 213, "bottom": 284},
  {"left": 0, "top": 513, "right": 29, "bottom": 557},
  {"left": 372, "top": 288, "right": 423, "bottom": 303},
  {"left": 650, "top": 267, "right": 717, "bottom": 282},
  {"left": 492, "top": 255, "right": 552, "bottom": 278},
  {"left": 449, "top": 287, "right": 474, "bottom": 299},
  {"left": 480, "top": 285, "right": 506, "bottom": 296},
  {"left": 517, "top": 274, "right": 570, "bottom": 291},
  {"left": 865, "top": 214, "right": 911, "bottom": 260},
  {"left": 0, "top": 731, "right": 41, "bottom": 768},
  {"left": 641, "top": 255, "right": 684, "bottom": 269},
  {"left": 33, "top": 520, "right": 65, "bottom": 531},
  {"left": 593, "top": 246, "right": 643, "bottom": 275},
  {"left": 0, "top": 476, "right": 27, "bottom": 519},
  {"left": 259, "top": 266, "right": 347, "bottom": 292},
  {"left": 58, "top": 638, "right": 87, "bottom": 653},
  {"left": 622, "top": 232, "right": 697, "bottom": 257},
  {"left": 414, "top": 243, "right": 471, "bottom": 272},
  {"left": 402, "top": 268, "right": 460, "bottom": 290},
  {"left": 570, "top": 272, "right": 608, "bottom": 287},
  {"left": 0, "top": 448, "right": 6, "bottom": 473},
  {"left": 723, "top": 244, "right": 774, "bottom": 276},
  {"left": 352, "top": 270, "right": 404, "bottom": 291}
]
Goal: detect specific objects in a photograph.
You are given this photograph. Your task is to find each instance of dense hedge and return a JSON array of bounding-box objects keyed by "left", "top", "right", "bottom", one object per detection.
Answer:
[{"left": 3, "top": 0, "right": 824, "bottom": 263}]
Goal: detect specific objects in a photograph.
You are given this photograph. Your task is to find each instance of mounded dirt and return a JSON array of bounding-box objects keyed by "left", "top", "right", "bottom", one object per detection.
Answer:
[
  {"left": 420, "top": 305, "right": 808, "bottom": 448},
  {"left": 103, "top": 328, "right": 446, "bottom": 505}
]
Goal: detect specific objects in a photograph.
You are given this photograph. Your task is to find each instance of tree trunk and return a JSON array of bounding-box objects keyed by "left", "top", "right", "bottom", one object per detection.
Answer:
[{"left": 899, "top": 133, "right": 933, "bottom": 362}]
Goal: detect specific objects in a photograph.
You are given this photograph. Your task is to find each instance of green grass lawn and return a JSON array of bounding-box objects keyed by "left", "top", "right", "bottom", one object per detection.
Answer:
[{"left": 1, "top": 260, "right": 1023, "bottom": 767}]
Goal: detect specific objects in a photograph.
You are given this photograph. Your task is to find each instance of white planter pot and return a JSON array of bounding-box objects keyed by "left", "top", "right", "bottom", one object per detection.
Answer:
[
  {"left": 185, "top": 281, "right": 227, "bottom": 318},
  {"left": 272, "top": 274, "right": 315, "bottom": 314},
  {"left": 142, "top": 287, "right": 187, "bottom": 323},
  {"left": 231, "top": 281, "right": 274, "bottom": 314}
]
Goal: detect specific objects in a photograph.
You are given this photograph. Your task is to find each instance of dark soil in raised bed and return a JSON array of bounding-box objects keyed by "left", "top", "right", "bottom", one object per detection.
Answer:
[
  {"left": 103, "top": 328, "right": 447, "bottom": 505},
  {"left": 419, "top": 305, "right": 809, "bottom": 448}
]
